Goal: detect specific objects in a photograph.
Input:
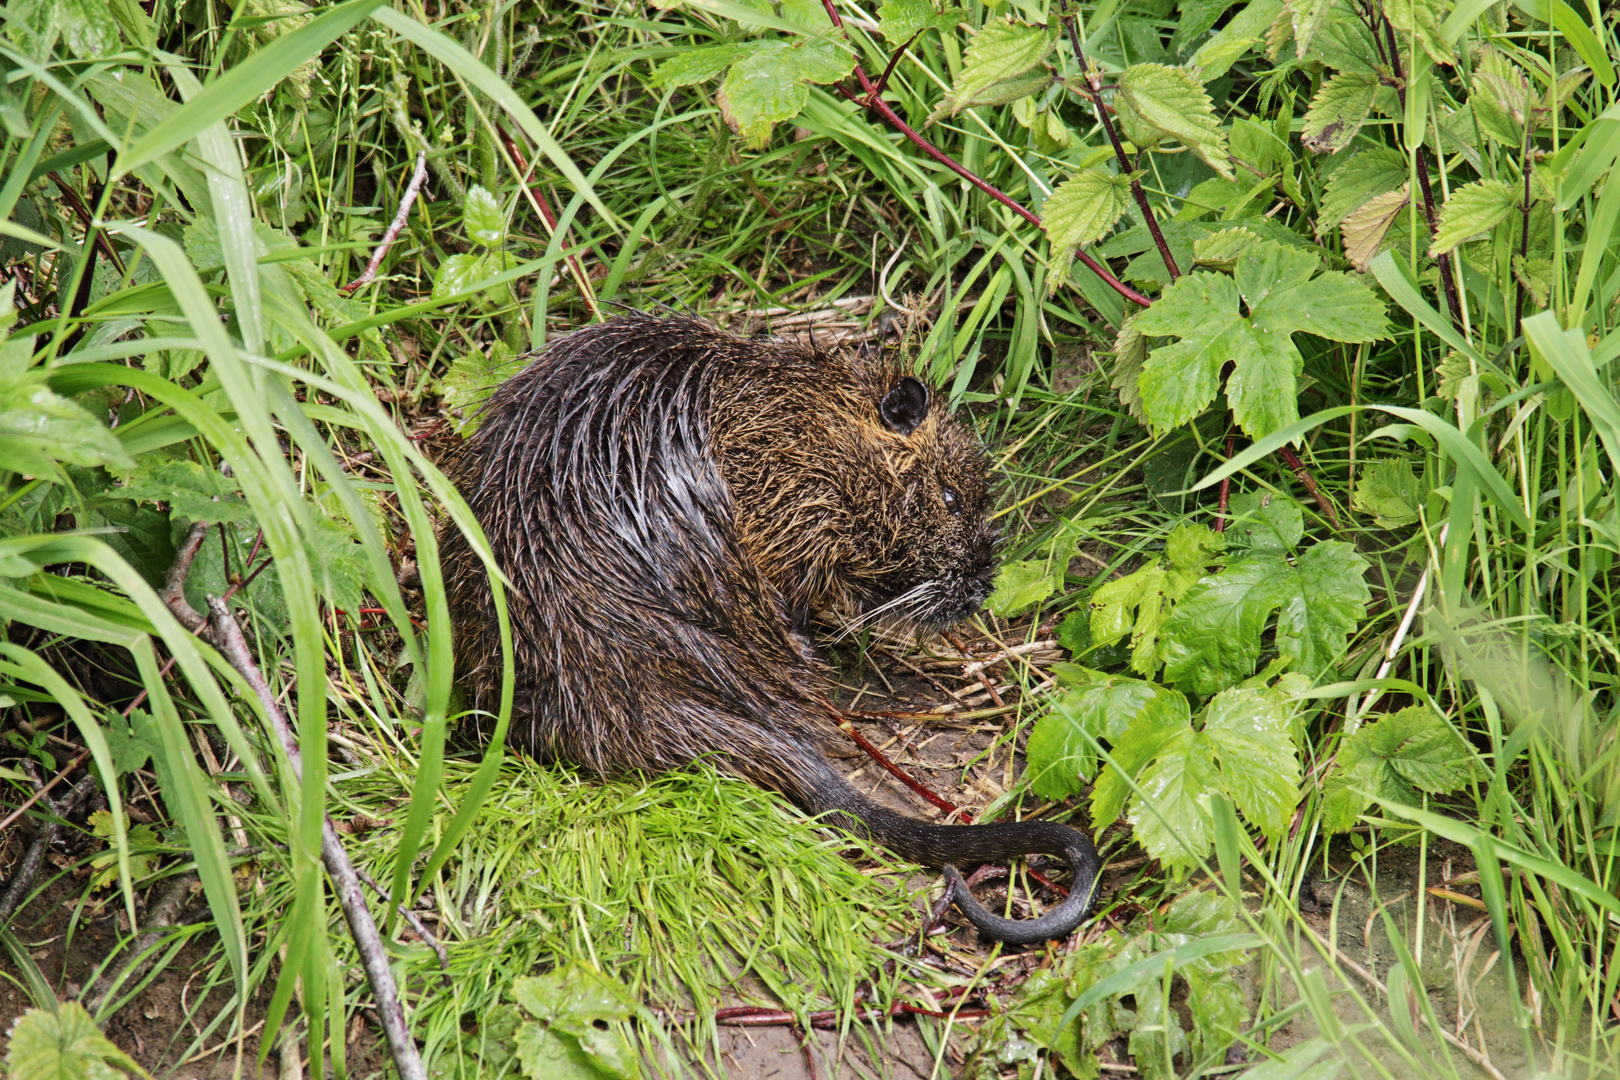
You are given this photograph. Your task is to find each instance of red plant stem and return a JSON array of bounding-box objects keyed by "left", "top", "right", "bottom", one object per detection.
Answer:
[
  {"left": 1216, "top": 426, "right": 1235, "bottom": 532},
  {"left": 1060, "top": 2, "right": 1180, "bottom": 280},
  {"left": 834, "top": 713, "right": 966, "bottom": 818},
  {"left": 499, "top": 130, "right": 601, "bottom": 320},
  {"left": 1377, "top": 14, "right": 1464, "bottom": 329},
  {"left": 1277, "top": 444, "right": 1341, "bottom": 527},
  {"left": 817, "top": 0, "right": 1152, "bottom": 308}
]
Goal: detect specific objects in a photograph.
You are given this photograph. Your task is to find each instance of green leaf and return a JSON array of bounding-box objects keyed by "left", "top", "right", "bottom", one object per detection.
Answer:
[
  {"left": 1156, "top": 530, "right": 1370, "bottom": 696},
  {"left": 1200, "top": 688, "right": 1298, "bottom": 835},
  {"left": 1090, "top": 690, "right": 1194, "bottom": 834},
  {"left": 116, "top": 458, "right": 251, "bottom": 525},
  {"left": 1301, "top": 70, "right": 1377, "bottom": 154},
  {"left": 648, "top": 43, "right": 749, "bottom": 88},
  {"left": 717, "top": 39, "right": 853, "bottom": 148},
  {"left": 1322, "top": 706, "right": 1472, "bottom": 832},
  {"left": 931, "top": 69, "right": 1053, "bottom": 120},
  {"left": 464, "top": 185, "right": 506, "bottom": 247},
  {"left": 1341, "top": 184, "right": 1410, "bottom": 271},
  {"left": 1285, "top": 0, "right": 1343, "bottom": 59},
  {"left": 1319, "top": 145, "right": 1409, "bottom": 231},
  {"left": 1471, "top": 52, "right": 1530, "bottom": 145},
  {"left": 513, "top": 965, "right": 639, "bottom": 1080},
  {"left": 1384, "top": 0, "right": 1453, "bottom": 66},
  {"left": 1352, "top": 458, "right": 1424, "bottom": 527},
  {"left": 432, "top": 252, "right": 495, "bottom": 301},
  {"left": 58, "top": 0, "right": 123, "bottom": 59},
  {"left": 1134, "top": 238, "right": 1387, "bottom": 440},
  {"left": 1229, "top": 117, "right": 1288, "bottom": 175},
  {"left": 1042, "top": 169, "right": 1132, "bottom": 252},
  {"left": 1112, "top": 64, "right": 1232, "bottom": 180},
  {"left": 0, "top": 352, "right": 132, "bottom": 482},
  {"left": 1027, "top": 674, "right": 1183, "bottom": 800},
  {"left": 5, "top": 1001, "right": 148, "bottom": 1080},
  {"left": 877, "top": 0, "right": 962, "bottom": 42},
  {"left": 1429, "top": 178, "right": 1518, "bottom": 256},
  {"left": 1129, "top": 722, "right": 1217, "bottom": 870},
  {"left": 1226, "top": 490, "right": 1303, "bottom": 550},
  {"left": 986, "top": 556, "right": 1062, "bottom": 616},
  {"left": 949, "top": 18, "right": 1056, "bottom": 108}
]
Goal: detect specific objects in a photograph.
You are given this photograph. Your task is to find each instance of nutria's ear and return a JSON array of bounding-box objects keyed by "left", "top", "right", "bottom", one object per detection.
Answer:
[{"left": 880, "top": 377, "right": 929, "bottom": 436}]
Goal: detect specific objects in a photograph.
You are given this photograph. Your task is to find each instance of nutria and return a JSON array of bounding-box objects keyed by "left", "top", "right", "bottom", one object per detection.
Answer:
[{"left": 439, "top": 313, "right": 1099, "bottom": 943}]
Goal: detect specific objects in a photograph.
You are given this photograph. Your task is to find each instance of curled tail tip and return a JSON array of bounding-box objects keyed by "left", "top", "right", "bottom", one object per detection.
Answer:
[{"left": 942, "top": 839, "right": 1101, "bottom": 945}]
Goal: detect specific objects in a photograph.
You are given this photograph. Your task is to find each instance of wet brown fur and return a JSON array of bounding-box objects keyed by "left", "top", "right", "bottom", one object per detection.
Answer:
[{"left": 439, "top": 313, "right": 1097, "bottom": 943}]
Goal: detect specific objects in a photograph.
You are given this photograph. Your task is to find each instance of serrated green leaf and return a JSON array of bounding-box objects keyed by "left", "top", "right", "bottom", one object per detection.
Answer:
[
  {"left": 1028, "top": 674, "right": 1182, "bottom": 799},
  {"left": 779, "top": 0, "right": 831, "bottom": 29},
  {"left": 1133, "top": 272, "right": 1244, "bottom": 431},
  {"left": 1352, "top": 458, "right": 1424, "bottom": 527},
  {"left": 464, "top": 185, "right": 505, "bottom": 247},
  {"left": 1384, "top": 0, "right": 1452, "bottom": 66},
  {"left": 1341, "top": 184, "right": 1410, "bottom": 271},
  {"left": 949, "top": 18, "right": 1056, "bottom": 109},
  {"left": 877, "top": 0, "right": 962, "bottom": 42},
  {"left": 1301, "top": 70, "right": 1376, "bottom": 153},
  {"left": 649, "top": 43, "right": 749, "bottom": 88},
  {"left": 5, "top": 1001, "right": 148, "bottom": 1080},
  {"left": 1201, "top": 688, "right": 1298, "bottom": 835},
  {"left": 1091, "top": 691, "right": 1194, "bottom": 832},
  {"left": 986, "top": 556, "right": 1062, "bottom": 616},
  {"left": 1287, "top": 0, "right": 1343, "bottom": 58},
  {"left": 1130, "top": 723, "right": 1217, "bottom": 871},
  {"left": 1430, "top": 178, "right": 1519, "bottom": 256},
  {"left": 1319, "top": 145, "right": 1409, "bottom": 231},
  {"left": 1322, "top": 706, "right": 1471, "bottom": 831},
  {"left": 1170, "top": 0, "right": 1241, "bottom": 54},
  {"left": 1113, "top": 63, "right": 1233, "bottom": 180},
  {"left": 1189, "top": 0, "right": 1282, "bottom": 81},
  {"left": 1278, "top": 541, "right": 1372, "bottom": 675},
  {"left": 930, "top": 68, "right": 1053, "bottom": 120},
  {"left": 0, "top": 376, "right": 132, "bottom": 483},
  {"left": 512, "top": 965, "right": 638, "bottom": 1080},
  {"left": 1471, "top": 59, "right": 1529, "bottom": 145},
  {"left": 717, "top": 39, "right": 851, "bottom": 148},
  {"left": 1227, "top": 491, "right": 1303, "bottom": 550},
  {"left": 1191, "top": 226, "right": 1264, "bottom": 269},
  {"left": 1110, "top": 309, "right": 1149, "bottom": 419},
  {"left": 1043, "top": 169, "right": 1132, "bottom": 252},
  {"left": 432, "top": 252, "right": 495, "bottom": 301},
  {"left": 1230, "top": 117, "right": 1288, "bottom": 175},
  {"left": 116, "top": 458, "right": 251, "bottom": 525}
]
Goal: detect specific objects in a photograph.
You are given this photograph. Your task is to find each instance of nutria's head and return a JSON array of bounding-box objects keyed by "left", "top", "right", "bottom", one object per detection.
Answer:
[{"left": 715, "top": 348, "right": 1000, "bottom": 634}]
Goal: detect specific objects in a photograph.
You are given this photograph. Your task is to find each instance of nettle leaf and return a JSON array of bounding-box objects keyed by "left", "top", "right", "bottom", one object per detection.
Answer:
[
  {"left": 1341, "top": 184, "right": 1410, "bottom": 271},
  {"left": 877, "top": 0, "right": 963, "bottom": 43},
  {"left": 1322, "top": 706, "right": 1472, "bottom": 832},
  {"left": 1113, "top": 64, "right": 1233, "bottom": 180},
  {"left": 931, "top": 68, "right": 1053, "bottom": 121},
  {"left": 1430, "top": 178, "right": 1519, "bottom": 256},
  {"left": 0, "top": 343, "right": 132, "bottom": 482},
  {"left": 1043, "top": 169, "right": 1132, "bottom": 253},
  {"left": 986, "top": 557, "right": 1062, "bottom": 615},
  {"left": 1132, "top": 238, "right": 1387, "bottom": 440},
  {"left": 1301, "top": 70, "right": 1377, "bottom": 153},
  {"left": 432, "top": 252, "right": 495, "bottom": 300},
  {"left": 1190, "top": 226, "right": 1262, "bottom": 270},
  {"left": 649, "top": 43, "right": 750, "bottom": 88},
  {"left": 5, "top": 1001, "right": 148, "bottom": 1080},
  {"left": 1383, "top": 0, "right": 1452, "bottom": 66},
  {"left": 441, "top": 339, "right": 515, "bottom": 431},
  {"left": 1353, "top": 458, "right": 1424, "bottom": 527},
  {"left": 464, "top": 185, "right": 506, "bottom": 247},
  {"left": 718, "top": 39, "right": 852, "bottom": 148},
  {"left": 1286, "top": 0, "right": 1343, "bottom": 59},
  {"left": 950, "top": 18, "right": 1055, "bottom": 108},
  {"left": 116, "top": 457, "right": 251, "bottom": 525},
  {"left": 1027, "top": 674, "right": 1185, "bottom": 800},
  {"left": 1320, "top": 145, "right": 1409, "bottom": 233},
  {"left": 1111, "top": 312, "right": 1149, "bottom": 420}
]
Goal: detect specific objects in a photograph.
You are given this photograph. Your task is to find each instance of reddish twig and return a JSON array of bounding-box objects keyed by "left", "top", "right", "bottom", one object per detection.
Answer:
[
  {"left": 816, "top": 0, "right": 1152, "bottom": 308},
  {"left": 822, "top": 698, "right": 964, "bottom": 818},
  {"left": 1058, "top": 3, "right": 1180, "bottom": 281},
  {"left": 340, "top": 150, "right": 428, "bottom": 294},
  {"left": 1276, "top": 445, "right": 1341, "bottom": 527},
  {"left": 498, "top": 129, "right": 601, "bottom": 320},
  {"left": 1373, "top": 12, "right": 1464, "bottom": 329}
]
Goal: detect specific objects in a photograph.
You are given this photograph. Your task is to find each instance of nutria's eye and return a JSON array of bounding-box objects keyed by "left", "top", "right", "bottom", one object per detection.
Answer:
[{"left": 941, "top": 486, "right": 960, "bottom": 513}]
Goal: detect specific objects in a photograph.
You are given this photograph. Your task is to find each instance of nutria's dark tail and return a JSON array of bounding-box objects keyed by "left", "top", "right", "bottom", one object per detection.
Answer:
[{"left": 776, "top": 753, "right": 1101, "bottom": 944}]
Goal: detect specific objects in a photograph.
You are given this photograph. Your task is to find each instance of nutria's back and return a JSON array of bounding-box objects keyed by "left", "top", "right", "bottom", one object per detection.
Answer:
[{"left": 439, "top": 313, "right": 1098, "bottom": 943}]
